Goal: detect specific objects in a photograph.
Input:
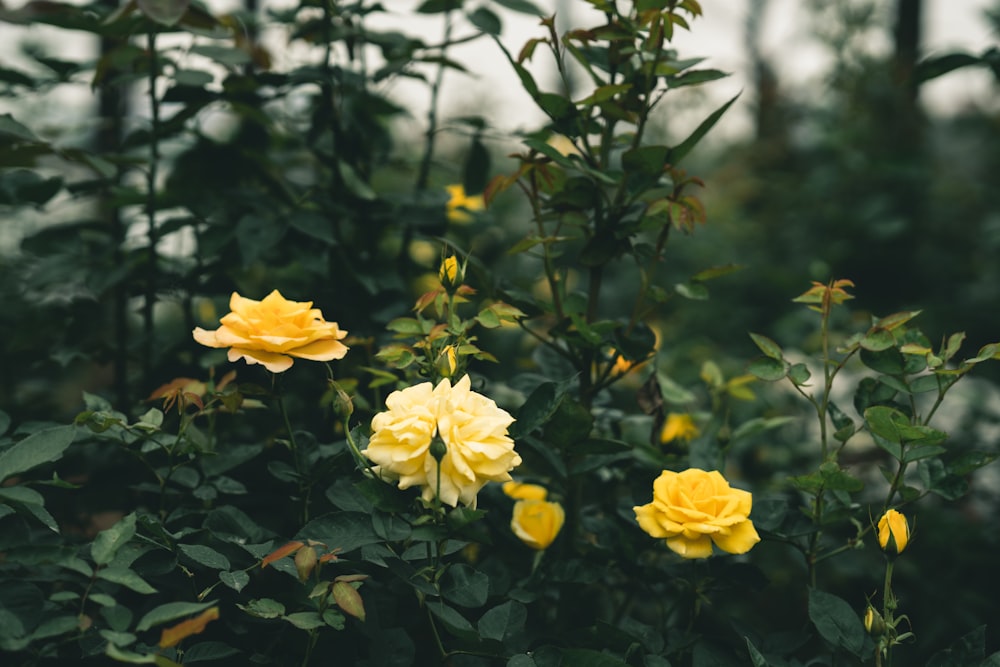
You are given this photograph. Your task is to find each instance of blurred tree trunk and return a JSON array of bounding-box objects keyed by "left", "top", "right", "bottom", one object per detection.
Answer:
[
  {"left": 96, "top": 0, "right": 130, "bottom": 409},
  {"left": 745, "top": 0, "right": 786, "bottom": 147}
]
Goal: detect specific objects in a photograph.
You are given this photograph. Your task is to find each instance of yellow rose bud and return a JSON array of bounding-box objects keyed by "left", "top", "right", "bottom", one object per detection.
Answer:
[
  {"left": 634, "top": 468, "right": 760, "bottom": 559},
  {"left": 864, "top": 606, "right": 886, "bottom": 636},
  {"left": 877, "top": 509, "right": 910, "bottom": 555},
  {"left": 438, "top": 255, "right": 463, "bottom": 290},
  {"left": 660, "top": 413, "right": 700, "bottom": 444},
  {"left": 502, "top": 481, "right": 548, "bottom": 501},
  {"left": 437, "top": 345, "right": 458, "bottom": 378},
  {"left": 193, "top": 290, "right": 348, "bottom": 373},
  {"left": 511, "top": 499, "right": 565, "bottom": 550}
]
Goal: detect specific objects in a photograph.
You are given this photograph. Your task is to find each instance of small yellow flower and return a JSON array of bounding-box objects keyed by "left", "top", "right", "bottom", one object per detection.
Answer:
[
  {"left": 877, "top": 509, "right": 910, "bottom": 555},
  {"left": 446, "top": 184, "right": 485, "bottom": 224},
  {"left": 502, "top": 481, "right": 548, "bottom": 501},
  {"left": 437, "top": 345, "right": 458, "bottom": 378},
  {"left": 511, "top": 499, "right": 565, "bottom": 550},
  {"left": 634, "top": 468, "right": 760, "bottom": 559},
  {"left": 660, "top": 413, "right": 699, "bottom": 444},
  {"left": 193, "top": 290, "right": 348, "bottom": 373}
]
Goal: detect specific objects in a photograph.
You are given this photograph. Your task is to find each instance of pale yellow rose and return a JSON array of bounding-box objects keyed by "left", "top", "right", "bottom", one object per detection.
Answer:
[
  {"left": 502, "top": 481, "right": 548, "bottom": 501},
  {"left": 364, "top": 375, "right": 520, "bottom": 507},
  {"left": 445, "top": 184, "right": 485, "bottom": 224},
  {"left": 660, "top": 413, "right": 699, "bottom": 444},
  {"left": 634, "top": 468, "right": 760, "bottom": 559},
  {"left": 877, "top": 509, "right": 909, "bottom": 555},
  {"left": 511, "top": 499, "right": 565, "bottom": 550},
  {"left": 193, "top": 290, "right": 348, "bottom": 373}
]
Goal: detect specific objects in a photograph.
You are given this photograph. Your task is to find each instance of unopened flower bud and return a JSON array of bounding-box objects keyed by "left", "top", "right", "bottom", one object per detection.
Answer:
[
  {"left": 877, "top": 509, "right": 910, "bottom": 556},
  {"left": 328, "top": 380, "right": 354, "bottom": 420},
  {"left": 864, "top": 606, "right": 886, "bottom": 636},
  {"left": 429, "top": 436, "right": 448, "bottom": 463},
  {"left": 437, "top": 345, "right": 458, "bottom": 378},
  {"left": 294, "top": 545, "right": 318, "bottom": 582},
  {"left": 439, "top": 255, "right": 463, "bottom": 290}
]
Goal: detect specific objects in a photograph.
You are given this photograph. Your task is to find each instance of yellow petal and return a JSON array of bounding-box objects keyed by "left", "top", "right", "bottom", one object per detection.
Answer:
[
  {"left": 288, "top": 337, "right": 350, "bottom": 361},
  {"left": 666, "top": 534, "right": 713, "bottom": 559},
  {"left": 228, "top": 347, "right": 294, "bottom": 373},
  {"left": 711, "top": 519, "right": 761, "bottom": 555}
]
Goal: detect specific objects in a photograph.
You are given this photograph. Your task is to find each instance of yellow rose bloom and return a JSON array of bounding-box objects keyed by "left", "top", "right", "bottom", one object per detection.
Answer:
[
  {"left": 364, "top": 375, "right": 521, "bottom": 507},
  {"left": 660, "top": 413, "right": 699, "bottom": 444},
  {"left": 445, "top": 184, "right": 485, "bottom": 224},
  {"left": 502, "top": 481, "right": 548, "bottom": 501},
  {"left": 193, "top": 290, "right": 348, "bottom": 373},
  {"left": 877, "top": 509, "right": 909, "bottom": 555},
  {"left": 511, "top": 499, "right": 565, "bottom": 550},
  {"left": 634, "top": 468, "right": 760, "bottom": 559}
]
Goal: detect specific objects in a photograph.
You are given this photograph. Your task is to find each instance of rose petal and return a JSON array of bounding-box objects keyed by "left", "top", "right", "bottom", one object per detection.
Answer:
[{"left": 228, "top": 347, "right": 294, "bottom": 373}]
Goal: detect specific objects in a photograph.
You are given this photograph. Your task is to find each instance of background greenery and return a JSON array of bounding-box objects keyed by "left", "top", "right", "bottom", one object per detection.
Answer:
[{"left": 1, "top": 0, "right": 999, "bottom": 665}]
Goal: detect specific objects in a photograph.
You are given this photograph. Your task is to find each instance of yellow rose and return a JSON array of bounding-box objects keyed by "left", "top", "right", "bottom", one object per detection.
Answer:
[
  {"left": 364, "top": 375, "right": 521, "bottom": 507},
  {"left": 502, "top": 481, "right": 548, "bottom": 501},
  {"left": 445, "top": 184, "right": 485, "bottom": 224},
  {"left": 660, "top": 413, "right": 699, "bottom": 444},
  {"left": 633, "top": 468, "right": 760, "bottom": 559},
  {"left": 511, "top": 499, "right": 565, "bottom": 550},
  {"left": 877, "top": 509, "right": 909, "bottom": 555},
  {"left": 193, "top": 290, "right": 348, "bottom": 373}
]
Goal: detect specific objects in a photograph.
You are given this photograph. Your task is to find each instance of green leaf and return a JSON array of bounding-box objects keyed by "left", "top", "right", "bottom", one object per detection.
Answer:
[
  {"left": 219, "top": 570, "right": 249, "bottom": 592},
  {"left": 0, "top": 425, "right": 76, "bottom": 483},
  {"left": 492, "top": 0, "right": 542, "bottom": 13},
  {"left": 748, "top": 333, "right": 783, "bottom": 360},
  {"left": 136, "top": 0, "right": 190, "bottom": 25},
  {"left": 96, "top": 567, "right": 157, "bottom": 594},
  {"left": 510, "top": 382, "right": 561, "bottom": 439},
  {"left": 808, "top": 588, "right": 866, "bottom": 658},
  {"left": 440, "top": 564, "right": 489, "bottom": 608},
  {"left": 667, "top": 68, "right": 730, "bottom": 88},
  {"left": 295, "top": 511, "right": 382, "bottom": 555},
  {"left": 927, "top": 625, "right": 985, "bottom": 667},
  {"left": 916, "top": 52, "right": 981, "bottom": 83},
  {"left": 747, "top": 356, "right": 788, "bottom": 382},
  {"left": 92, "top": 513, "right": 137, "bottom": 566},
  {"left": 744, "top": 637, "right": 771, "bottom": 667},
  {"left": 136, "top": 600, "right": 217, "bottom": 632},
  {"left": 675, "top": 281, "right": 709, "bottom": 300},
  {"left": 478, "top": 600, "right": 527, "bottom": 643},
  {"left": 0, "top": 580, "right": 44, "bottom": 640},
  {"left": 668, "top": 92, "right": 740, "bottom": 165},
  {"left": 0, "top": 113, "right": 41, "bottom": 142},
  {"left": 426, "top": 600, "right": 474, "bottom": 634},
  {"left": 237, "top": 598, "right": 285, "bottom": 619},
  {"left": 284, "top": 612, "right": 325, "bottom": 631},
  {"left": 467, "top": 7, "right": 501, "bottom": 35},
  {"left": 182, "top": 642, "right": 241, "bottom": 662},
  {"left": 178, "top": 544, "right": 231, "bottom": 570}
]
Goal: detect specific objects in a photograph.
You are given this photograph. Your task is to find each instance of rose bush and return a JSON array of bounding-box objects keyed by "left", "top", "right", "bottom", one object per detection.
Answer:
[
  {"left": 363, "top": 375, "right": 521, "bottom": 507},
  {"left": 634, "top": 468, "right": 760, "bottom": 559},
  {"left": 193, "top": 290, "right": 349, "bottom": 373}
]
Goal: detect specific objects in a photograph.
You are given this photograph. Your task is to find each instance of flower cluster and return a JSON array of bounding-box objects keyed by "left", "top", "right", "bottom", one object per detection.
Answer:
[
  {"left": 193, "top": 290, "right": 348, "bottom": 373},
  {"left": 634, "top": 468, "right": 760, "bottom": 559},
  {"left": 364, "top": 375, "right": 520, "bottom": 507}
]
